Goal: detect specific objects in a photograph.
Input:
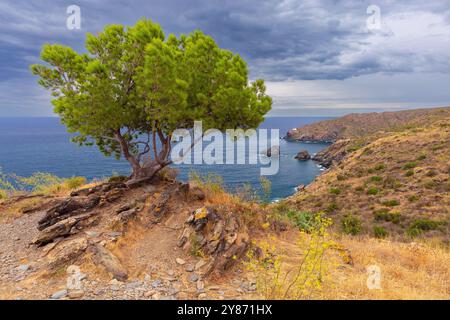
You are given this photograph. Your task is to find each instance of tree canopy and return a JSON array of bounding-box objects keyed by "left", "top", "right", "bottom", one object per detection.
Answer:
[{"left": 31, "top": 18, "right": 272, "bottom": 183}]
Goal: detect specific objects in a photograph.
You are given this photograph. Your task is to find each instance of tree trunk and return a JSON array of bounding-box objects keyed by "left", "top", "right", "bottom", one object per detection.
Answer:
[{"left": 114, "top": 129, "right": 172, "bottom": 187}]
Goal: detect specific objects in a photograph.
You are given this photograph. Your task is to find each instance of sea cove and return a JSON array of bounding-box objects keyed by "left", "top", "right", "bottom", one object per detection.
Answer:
[{"left": 0, "top": 116, "right": 332, "bottom": 200}]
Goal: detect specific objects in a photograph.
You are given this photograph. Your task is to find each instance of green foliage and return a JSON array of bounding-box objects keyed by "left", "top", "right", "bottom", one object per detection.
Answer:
[
  {"left": 233, "top": 177, "right": 271, "bottom": 204},
  {"left": 0, "top": 189, "right": 7, "bottom": 200},
  {"left": 367, "top": 187, "right": 379, "bottom": 195},
  {"left": 31, "top": 19, "right": 272, "bottom": 177},
  {"left": 417, "top": 154, "right": 427, "bottom": 161},
  {"left": 424, "top": 180, "right": 438, "bottom": 189},
  {"left": 15, "top": 172, "right": 64, "bottom": 193},
  {"left": 329, "top": 187, "right": 341, "bottom": 195},
  {"left": 407, "top": 219, "right": 442, "bottom": 237},
  {"left": 325, "top": 202, "right": 339, "bottom": 213},
  {"left": 431, "top": 143, "right": 444, "bottom": 151},
  {"left": 236, "top": 183, "right": 260, "bottom": 203},
  {"left": 403, "top": 162, "right": 418, "bottom": 170},
  {"left": 65, "top": 176, "right": 87, "bottom": 190},
  {"left": 108, "top": 175, "right": 128, "bottom": 183},
  {"left": 374, "top": 164, "right": 386, "bottom": 171},
  {"left": 410, "top": 219, "right": 441, "bottom": 230},
  {"left": 405, "top": 169, "right": 414, "bottom": 177},
  {"left": 259, "top": 177, "right": 272, "bottom": 205},
  {"left": 189, "top": 171, "right": 223, "bottom": 193},
  {"left": 373, "top": 209, "right": 401, "bottom": 224},
  {"left": 406, "top": 227, "right": 422, "bottom": 238},
  {"left": 382, "top": 199, "right": 400, "bottom": 207},
  {"left": 246, "top": 213, "right": 332, "bottom": 299},
  {"left": 373, "top": 226, "right": 388, "bottom": 238},
  {"left": 408, "top": 195, "right": 419, "bottom": 202},
  {"left": 370, "top": 176, "right": 383, "bottom": 182},
  {"left": 285, "top": 210, "right": 324, "bottom": 233},
  {"left": 0, "top": 170, "right": 87, "bottom": 196},
  {"left": 189, "top": 233, "right": 205, "bottom": 257},
  {"left": 341, "top": 214, "right": 362, "bottom": 235}
]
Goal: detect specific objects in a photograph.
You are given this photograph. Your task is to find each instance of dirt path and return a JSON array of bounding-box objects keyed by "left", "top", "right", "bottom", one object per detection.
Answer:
[
  {"left": 0, "top": 211, "right": 49, "bottom": 298},
  {"left": 0, "top": 206, "right": 258, "bottom": 300}
]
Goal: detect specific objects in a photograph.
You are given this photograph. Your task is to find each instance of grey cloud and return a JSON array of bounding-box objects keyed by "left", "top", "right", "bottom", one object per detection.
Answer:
[{"left": 1, "top": 0, "right": 450, "bottom": 116}]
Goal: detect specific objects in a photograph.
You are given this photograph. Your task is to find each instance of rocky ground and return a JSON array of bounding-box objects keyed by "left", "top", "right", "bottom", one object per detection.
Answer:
[{"left": 0, "top": 177, "right": 260, "bottom": 300}]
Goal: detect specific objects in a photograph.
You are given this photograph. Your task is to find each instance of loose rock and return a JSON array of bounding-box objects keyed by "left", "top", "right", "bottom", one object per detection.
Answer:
[{"left": 51, "top": 289, "right": 68, "bottom": 300}]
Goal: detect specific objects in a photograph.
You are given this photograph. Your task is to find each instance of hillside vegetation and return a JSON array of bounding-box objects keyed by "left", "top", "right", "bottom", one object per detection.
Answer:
[
  {"left": 288, "top": 109, "right": 450, "bottom": 241},
  {"left": 286, "top": 107, "right": 450, "bottom": 142}
]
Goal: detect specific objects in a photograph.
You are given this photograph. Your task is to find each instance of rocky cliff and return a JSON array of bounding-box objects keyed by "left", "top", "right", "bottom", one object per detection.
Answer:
[{"left": 286, "top": 107, "right": 450, "bottom": 142}]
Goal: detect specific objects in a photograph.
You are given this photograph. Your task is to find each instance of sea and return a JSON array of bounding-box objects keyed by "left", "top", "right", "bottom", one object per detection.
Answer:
[{"left": 0, "top": 117, "right": 333, "bottom": 201}]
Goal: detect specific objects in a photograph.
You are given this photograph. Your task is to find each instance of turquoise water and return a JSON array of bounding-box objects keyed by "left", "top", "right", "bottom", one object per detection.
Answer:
[{"left": 0, "top": 117, "right": 332, "bottom": 200}]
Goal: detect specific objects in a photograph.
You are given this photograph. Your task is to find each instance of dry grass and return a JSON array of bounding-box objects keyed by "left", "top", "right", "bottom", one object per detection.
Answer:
[
  {"left": 321, "top": 235, "right": 450, "bottom": 299},
  {"left": 255, "top": 231, "right": 449, "bottom": 300},
  {"left": 0, "top": 177, "right": 102, "bottom": 222}
]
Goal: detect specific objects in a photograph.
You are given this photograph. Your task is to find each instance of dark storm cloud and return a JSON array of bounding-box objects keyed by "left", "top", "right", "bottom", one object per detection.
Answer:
[{"left": 1, "top": 0, "right": 450, "bottom": 115}]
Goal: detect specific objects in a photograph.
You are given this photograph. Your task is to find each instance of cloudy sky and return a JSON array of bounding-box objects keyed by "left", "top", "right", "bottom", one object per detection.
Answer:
[{"left": 1, "top": 0, "right": 450, "bottom": 116}]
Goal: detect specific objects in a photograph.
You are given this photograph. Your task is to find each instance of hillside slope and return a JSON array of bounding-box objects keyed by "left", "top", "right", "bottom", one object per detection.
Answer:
[
  {"left": 286, "top": 107, "right": 450, "bottom": 142},
  {"left": 289, "top": 115, "right": 450, "bottom": 241}
]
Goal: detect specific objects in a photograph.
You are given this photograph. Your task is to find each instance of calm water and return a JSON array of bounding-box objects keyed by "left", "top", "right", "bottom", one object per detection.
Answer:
[{"left": 0, "top": 117, "right": 333, "bottom": 200}]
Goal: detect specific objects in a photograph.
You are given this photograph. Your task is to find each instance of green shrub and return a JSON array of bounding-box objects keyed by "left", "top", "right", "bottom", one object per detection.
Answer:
[
  {"left": 16, "top": 172, "right": 63, "bottom": 194},
  {"left": 362, "top": 147, "right": 373, "bottom": 155},
  {"left": 329, "top": 187, "right": 341, "bottom": 195},
  {"left": 405, "top": 169, "right": 414, "bottom": 177},
  {"left": 417, "top": 154, "right": 427, "bottom": 161},
  {"left": 189, "top": 171, "right": 223, "bottom": 193},
  {"left": 382, "top": 199, "right": 399, "bottom": 207},
  {"left": 0, "top": 189, "right": 7, "bottom": 200},
  {"left": 259, "top": 177, "right": 272, "bottom": 204},
  {"left": 374, "top": 164, "right": 386, "bottom": 171},
  {"left": 424, "top": 180, "right": 438, "bottom": 189},
  {"left": 406, "top": 218, "right": 442, "bottom": 237},
  {"left": 403, "top": 162, "right": 418, "bottom": 170},
  {"left": 370, "top": 176, "right": 383, "bottom": 182},
  {"left": 65, "top": 176, "right": 87, "bottom": 190},
  {"left": 108, "top": 175, "right": 128, "bottom": 183},
  {"left": 325, "top": 202, "right": 339, "bottom": 213},
  {"left": 367, "top": 187, "right": 379, "bottom": 195},
  {"left": 408, "top": 195, "right": 419, "bottom": 202},
  {"left": 431, "top": 144, "right": 444, "bottom": 151},
  {"left": 409, "top": 219, "right": 441, "bottom": 231},
  {"left": 336, "top": 174, "right": 347, "bottom": 181},
  {"left": 373, "top": 226, "right": 388, "bottom": 238},
  {"left": 286, "top": 210, "right": 320, "bottom": 233},
  {"left": 406, "top": 227, "right": 422, "bottom": 238},
  {"left": 373, "top": 209, "right": 401, "bottom": 224},
  {"left": 341, "top": 214, "right": 362, "bottom": 235}
]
